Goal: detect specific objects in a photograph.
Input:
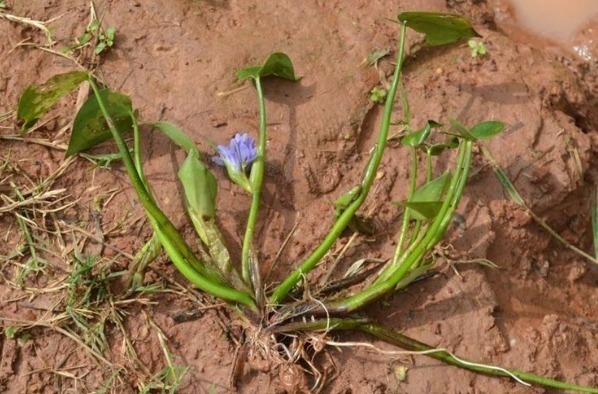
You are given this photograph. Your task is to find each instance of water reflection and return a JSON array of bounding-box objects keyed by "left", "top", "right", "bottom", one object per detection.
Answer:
[{"left": 506, "top": 0, "right": 597, "bottom": 41}]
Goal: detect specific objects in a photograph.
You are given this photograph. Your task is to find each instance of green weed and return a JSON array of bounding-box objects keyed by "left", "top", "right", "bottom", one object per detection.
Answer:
[{"left": 468, "top": 38, "right": 487, "bottom": 57}]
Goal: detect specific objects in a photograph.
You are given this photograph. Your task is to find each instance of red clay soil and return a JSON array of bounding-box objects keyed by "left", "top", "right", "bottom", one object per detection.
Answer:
[{"left": 0, "top": 0, "right": 596, "bottom": 393}]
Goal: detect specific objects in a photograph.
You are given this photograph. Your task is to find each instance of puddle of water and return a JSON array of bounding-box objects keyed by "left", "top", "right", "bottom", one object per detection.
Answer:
[{"left": 507, "top": 0, "right": 598, "bottom": 41}]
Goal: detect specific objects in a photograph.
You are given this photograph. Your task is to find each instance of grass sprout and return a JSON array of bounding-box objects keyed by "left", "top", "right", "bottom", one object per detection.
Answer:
[
  {"left": 481, "top": 145, "right": 598, "bottom": 267},
  {"left": 139, "top": 317, "right": 190, "bottom": 393}
]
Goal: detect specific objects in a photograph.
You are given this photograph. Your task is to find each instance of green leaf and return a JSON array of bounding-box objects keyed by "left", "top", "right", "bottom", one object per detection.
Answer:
[
  {"left": 401, "top": 120, "right": 441, "bottom": 147},
  {"left": 4, "top": 326, "right": 17, "bottom": 339},
  {"left": 179, "top": 154, "right": 244, "bottom": 286},
  {"left": 66, "top": 89, "right": 133, "bottom": 156},
  {"left": 400, "top": 81, "right": 411, "bottom": 125},
  {"left": 402, "top": 201, "right": 444, "bottom": 220},
  {"left": 413, "top": 171, "right": 451, "bottom": 202},
  {"left": 88, "top": 19, "right": 100, "bottom": 32},
  {"left": 396, "top": 172, "right": 452, "bottom": 220},
  {"left": 178, "top": 150, "right": 246, "bottom": 286},
  {"left": 236, "top": 66, "right": 261, "bottom": 81},
  {"left": 492, "top": 165, "right": 525, "bottom": 206},
  {"left": 189, "top": 215, "right": 240, "bottom": 287},
  {"left": 17, "top": 71, "right": 88, "bottom": 132},
  {"left": 469, "top": 121, "right": 505, "bottom": 140},
  {"left": 94, "top": 42, "right": 107, "bottom": 55},
  {"left": 105, "top": 27, "right": 116, "bottom": 41},
  {"left": 178, "top": 149, "right": 217, "bottom": 219},
  {"left": 428, "top": 137, "right": 459, "bottom": 156},
  {"left": 448, "top": 119, "right": 475, "bottom": 141},
  {"left": 397, "top": 12, "right": 480, "bottom": 46},
  {"left": 334, "top": 186, "right": 362, "bottom": 215},
  {"left": 236, "top": 52, "right": 300, "bottom": 82},
  {"left": 149, "top": 122, "right": 198, "bottom": 155},
  {"left": 78, "top": 32, "right": 92, "bottom": 45},
  {"left": 199, "top": 220, "right": 232, "bottom": 270}
]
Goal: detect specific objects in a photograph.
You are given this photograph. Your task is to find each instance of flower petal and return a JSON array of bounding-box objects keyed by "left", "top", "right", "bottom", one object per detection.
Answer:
[
  {"left": 234, "top": 133, "right": 257, "bottom": 166},
  {"left": 213, "top": 133, "right": 256, "bottom": 175}
]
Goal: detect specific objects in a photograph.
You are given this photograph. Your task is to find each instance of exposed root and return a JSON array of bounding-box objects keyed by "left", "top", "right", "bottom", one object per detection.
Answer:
[
  {"left": 319, "top": 338, "right": 531, "bottom": 387},
  {"left": 229, "top": 320, "right": 340, "bottom": 392}
]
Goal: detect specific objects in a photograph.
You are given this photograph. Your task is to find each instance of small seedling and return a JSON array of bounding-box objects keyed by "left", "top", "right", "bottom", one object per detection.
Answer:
[
  {"left": 92, "top": 25, "right": 116, "bottom": 55},
  {"left": 468, "top": 38, "right": 487, "bottom": 57},
  {"left": 9, "top": 183, "right": 50, "bottom": 284},
  {"left": 64, "top": 8, "right": 116, "bottom": 56},
  {"left": 0, "top": 1, "right": 7, "bottom": 9},
  {"left": 4, "top": 326, "right": 18, "bottom": 339},
  {"left": 370, "top": 86, "right": 387, "bottom": 104}
]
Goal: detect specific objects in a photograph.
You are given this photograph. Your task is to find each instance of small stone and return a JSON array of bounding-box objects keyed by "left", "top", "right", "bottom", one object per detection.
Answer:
[
  {"left": 44, "top": 118, "right": 57, "bottom": 131},
  {"left": 527, "top": 328, "right": 541, "bottom": 343},
  {"left": 394, "top": 365, "right": 408, "bottom": 382},
  {"left": 538, "top": 260, "right": 550, "bottom": 277},
  {"left": 567, "top": 261, "right": 587, "bottom": 282}
]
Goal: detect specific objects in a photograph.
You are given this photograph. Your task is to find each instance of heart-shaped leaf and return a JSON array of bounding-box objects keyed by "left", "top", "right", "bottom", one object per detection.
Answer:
[
  {"left": 413, "top": 171, "right": 451, "bottom": 202},
  {"left": 470, "top": 120, "right": 505, "bottom": 140},
  {"left": 401, "top": 120, "right": 441, "bottom": 147},
  {"left": 18, "top": 71, "right": 88, "bottom": 132},
  {"left": 395, "top": 172, "right": 452, "bottom": 220},
  {"left": 397, "top": 12, "right": 480, "bottom": 46},
  {"left": 428, "top": 137, "right": 459, "bottom": 156},
  {"left": 402, "top": 201, "right": 444, "bottom": 220},
  {"left": 66, "top": 89, "right": 133, "bottom": 156},
  {"left": 149, "top": 122, "right": 198, "bottom": 155},
  {"left": 237, "top": 52, "right": 300, "bottom": 82}
]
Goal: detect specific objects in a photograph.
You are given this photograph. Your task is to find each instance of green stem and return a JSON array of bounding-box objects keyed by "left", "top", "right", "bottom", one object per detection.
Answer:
[
  {"left": 377, "top": 147, "right": 420, "bottom": 285},
  {"left": 242, "top": 76, "right": 266, "bottom": 307},
  {"left": 126, "top": 111, "right": 162, "bottom": 290},
  {"left": 392, "top": 148, "right": 418, "bottom": 266},
  {"left": 87, "top": 77, "right": 257, "bottom": 310},
  {"left": 132, "top": 111, "right": 144, "bottom": 180},
  {"left": 273, "top": 318, "right": 598, "bottom": 393},
  {"left": 324, "top": 141, "right": 472, "bottom": 313},
  {"left": 269, "top": 23, "right": 409, "bottom": 305},
  {"left": 426, "top": 150, "right": 433, "bottom": 181}
]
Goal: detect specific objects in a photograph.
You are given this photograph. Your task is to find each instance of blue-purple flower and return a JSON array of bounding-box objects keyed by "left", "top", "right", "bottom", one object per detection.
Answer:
[{"left": 213, "top": 133, "right": 257, "bottom": 192}]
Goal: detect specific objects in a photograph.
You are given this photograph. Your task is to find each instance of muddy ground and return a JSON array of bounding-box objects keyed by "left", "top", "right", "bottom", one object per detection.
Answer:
[{"left": 0, "top": 0, "right": 597, "bottom": 393}]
